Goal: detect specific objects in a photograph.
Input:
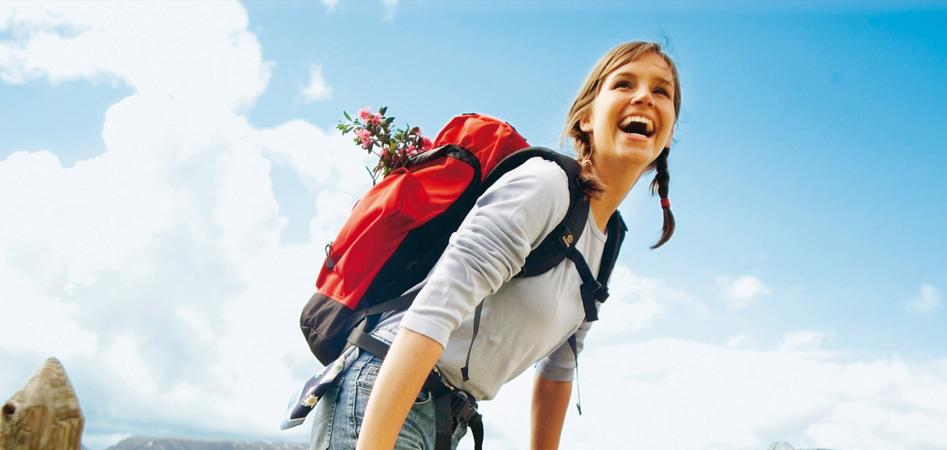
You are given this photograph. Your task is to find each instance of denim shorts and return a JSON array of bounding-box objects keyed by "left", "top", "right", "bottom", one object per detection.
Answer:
[{"left": 309, "top": 349, "right": 468, "bottom": 450}]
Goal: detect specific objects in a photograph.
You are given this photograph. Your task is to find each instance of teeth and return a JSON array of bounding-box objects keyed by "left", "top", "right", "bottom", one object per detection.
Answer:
[{"left": 619, "top": 116, "right": 654, "bottom": 135}]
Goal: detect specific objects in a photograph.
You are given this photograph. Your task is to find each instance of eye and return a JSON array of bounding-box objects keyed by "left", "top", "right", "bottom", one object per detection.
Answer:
[
  {"left": 653, "top": 86, "right": 670, "bottom": 97},
  {"left": 613, "top": 80, "right": 633, "bottom": 90}
]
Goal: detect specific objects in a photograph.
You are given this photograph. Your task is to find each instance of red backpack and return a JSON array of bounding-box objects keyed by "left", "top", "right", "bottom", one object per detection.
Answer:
[{"left": 300, "top": 113, "right": 626, "bottom": 366}]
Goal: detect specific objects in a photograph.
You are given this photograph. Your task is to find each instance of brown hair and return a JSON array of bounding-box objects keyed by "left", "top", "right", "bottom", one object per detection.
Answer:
[{"left": 564, "top": 41, "right": 682, "bottom": 249}]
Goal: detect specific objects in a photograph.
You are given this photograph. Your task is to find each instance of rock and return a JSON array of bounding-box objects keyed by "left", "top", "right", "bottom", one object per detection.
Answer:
[{"left": 0, "top": 357, "right": 84, "bottom": 450}]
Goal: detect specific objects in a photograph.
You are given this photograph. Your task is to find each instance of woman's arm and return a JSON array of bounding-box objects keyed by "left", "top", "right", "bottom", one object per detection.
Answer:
[
  {"left": 530, "top": 373, "right": 572, "bottom": 450},
  {"left": 356, "top": 328, "right": 444, "bottom": 450}
]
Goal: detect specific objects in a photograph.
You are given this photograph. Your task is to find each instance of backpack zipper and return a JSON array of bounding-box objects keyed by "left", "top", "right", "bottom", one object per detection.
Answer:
[{"left": 324, "top": 242, "right": 335, "bottom": 270}]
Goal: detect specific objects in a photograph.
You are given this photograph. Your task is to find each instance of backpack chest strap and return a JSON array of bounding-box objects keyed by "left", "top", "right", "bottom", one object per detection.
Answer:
[
  {"left": 560, "top": 210, "right": 626, "bottom": 322},
  {"left": 563, "top": 243, "right": 605, "bottom": 322}
]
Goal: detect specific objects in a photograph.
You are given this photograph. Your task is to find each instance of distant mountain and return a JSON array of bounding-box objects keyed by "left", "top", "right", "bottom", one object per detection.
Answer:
[
  {"left": 768, "top": 442, "right": 837, "bottom": 450},
  {"left": 104, "top": 436, "right": 308, "bottom": 450}
]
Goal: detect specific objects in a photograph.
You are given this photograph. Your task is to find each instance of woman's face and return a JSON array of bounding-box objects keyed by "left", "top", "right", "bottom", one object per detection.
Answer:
[{"left": 580, "top": 51, "right": 677, "bottom": 171}]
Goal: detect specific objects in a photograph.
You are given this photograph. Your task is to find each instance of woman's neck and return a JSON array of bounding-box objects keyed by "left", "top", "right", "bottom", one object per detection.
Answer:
[{"left": 589, "top": 165, "right": 645, "bottom": 233}]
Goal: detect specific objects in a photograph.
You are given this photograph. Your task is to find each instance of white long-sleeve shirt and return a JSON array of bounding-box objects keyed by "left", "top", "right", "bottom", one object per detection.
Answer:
[{"left": 374, "top": 157, "right": 607, "bottom": 401}]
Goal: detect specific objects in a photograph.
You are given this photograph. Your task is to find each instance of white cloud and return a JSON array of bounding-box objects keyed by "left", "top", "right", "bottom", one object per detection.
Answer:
[
  {"left": 779, "top": 330, "right": 827, "bottom": 352},
  {"left": 593, "top": 265, "right": 698, "bottom": 337},
  {"left": 0, "top": 2, "right": 270, "bottom": 111},
  {"left": 463, "top": 335, "right": 947, "bottom": 450},
  {"left": 299, "top": 65, "right": 332, "bottom": 103},
  {"left": 382, "top": 0, "right": 399, "bottom": 21},
  {"left": 0, "top": 2, "right": 364, "bottom": 446},
  {"left": 907, "top": 283, "right": 941, "bottom": 314},
  {"left": 725, "top": 333, "right": 757, "bottom": 350},
  {"left": 716, "top": 274, "right": 770, "bottom": 310},
  {"left": 0, "top": 260, "right": 98, "bottom": 358},
  {"left": 312, "top": 0, "right": 397, "bottom": 20}
]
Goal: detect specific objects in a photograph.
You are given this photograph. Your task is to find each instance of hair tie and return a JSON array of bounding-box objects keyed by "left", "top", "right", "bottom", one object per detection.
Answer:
[{"left": 660, "top": 198, "right": 671, "bottom": 209}]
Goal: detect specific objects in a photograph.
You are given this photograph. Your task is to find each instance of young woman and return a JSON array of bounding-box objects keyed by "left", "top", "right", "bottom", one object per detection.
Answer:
[{"left": 310, "top": 41, "right": 681, "bottom": 450}]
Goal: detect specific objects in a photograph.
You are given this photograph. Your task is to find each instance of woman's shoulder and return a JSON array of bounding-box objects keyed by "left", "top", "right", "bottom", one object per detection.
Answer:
[
  {"left": 490, "top": 156, "right": 571, "bottom": 196},
  {"left": 468, "top": 156, "right": 573, "bottom": 236}
]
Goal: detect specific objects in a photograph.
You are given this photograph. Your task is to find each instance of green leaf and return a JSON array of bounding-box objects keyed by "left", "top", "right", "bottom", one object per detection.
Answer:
[
  {"left": 344, "top": 111, "right": 352, "bottom": 121},
  {"left": 379, "top": 106, "right": 388, "bottom": 116}
]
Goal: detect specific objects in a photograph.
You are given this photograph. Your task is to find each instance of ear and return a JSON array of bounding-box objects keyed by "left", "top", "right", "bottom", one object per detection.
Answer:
[
  {"left": 579, "top": 114, "right": 593, "bottom": 133},
  {"left": 662, "top": 124, "right": 675, "bottom": 149}
]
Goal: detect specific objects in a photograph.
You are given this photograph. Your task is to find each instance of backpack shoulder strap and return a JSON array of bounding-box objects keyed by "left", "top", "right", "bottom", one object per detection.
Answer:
[
  {"left": 594, "top": 211, "right": 627, "bottom": 301},
  {"left": 484, "top": 148, "right": 627, "bottom": 322},
  {"left": 480, "top": 146, "right": 589, "bottom": 278}
]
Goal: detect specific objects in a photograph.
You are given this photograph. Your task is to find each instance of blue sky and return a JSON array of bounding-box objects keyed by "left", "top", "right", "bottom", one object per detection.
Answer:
[
  {"left": 240, "top": 2, "right": 947, "bottom": 358},
  {"left": 248, "top": 2, "right": 947, "bottom": 357},
  {"left": 2, "top": 2, "right": 946, "bottom": 450}
]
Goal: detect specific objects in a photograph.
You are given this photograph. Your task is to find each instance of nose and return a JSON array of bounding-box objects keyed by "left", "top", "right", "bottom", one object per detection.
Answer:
[{"left": 631, "top": 86, "right": 655, "bottom": 107}]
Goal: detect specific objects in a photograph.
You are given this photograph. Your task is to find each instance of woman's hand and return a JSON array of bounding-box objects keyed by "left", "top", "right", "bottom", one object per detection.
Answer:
[
  {"left": 530, "top": 374, "right": 572, "bottom": 450},
  {"left": 356, "top": 328, "right": 445, "bottom": 450}
]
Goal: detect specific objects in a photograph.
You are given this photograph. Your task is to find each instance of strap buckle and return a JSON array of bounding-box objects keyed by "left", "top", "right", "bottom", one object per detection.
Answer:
[
  {"left": 580, "top": 279, "right": 603, "bottom": 321},
  {"left": 450, "top": 390, "right": 480, "bottom": 425}
]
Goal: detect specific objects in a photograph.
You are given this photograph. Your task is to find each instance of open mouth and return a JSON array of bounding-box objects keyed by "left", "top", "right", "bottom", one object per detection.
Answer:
[{"left": 618, "top": 116, "right": 655, "bottom": 138}]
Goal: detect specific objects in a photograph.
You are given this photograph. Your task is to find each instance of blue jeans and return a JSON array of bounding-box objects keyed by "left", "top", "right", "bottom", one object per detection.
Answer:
[{"left": 309, "top": 349, "right": 468, "bottom": 450}]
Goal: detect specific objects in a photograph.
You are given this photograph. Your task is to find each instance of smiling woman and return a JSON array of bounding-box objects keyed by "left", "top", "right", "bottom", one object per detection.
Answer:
[
  {"left": 3, "top": 2, "right": 946, "bottom": 449},
  {"left": 564, "top": 42, "right": 682, "bottom": 248},
  {"left": 303, "top": 41, "right": 684, "bottom": 450}
]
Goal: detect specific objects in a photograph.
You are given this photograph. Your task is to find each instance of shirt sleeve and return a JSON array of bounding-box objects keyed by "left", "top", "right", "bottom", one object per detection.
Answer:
[
  {"left": 399, "top": 157, "right": 570, "bottom": 347},
  {"left": 535, "top": 318, "right": 592, "bottom": 382}
]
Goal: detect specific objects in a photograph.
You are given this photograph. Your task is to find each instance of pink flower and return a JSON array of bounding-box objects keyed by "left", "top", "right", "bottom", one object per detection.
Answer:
[
  {"left": 421, "top": 137, "right": 433, "bottom": 151},
  {"left": 406, "top": 144, "right": 417, "bottom": 156},
  {"left": 354, "top": 128, "right": 373, "bottom": 149},
  {"left": 359, "top": 108, "right": 382, "bottom": 126}
]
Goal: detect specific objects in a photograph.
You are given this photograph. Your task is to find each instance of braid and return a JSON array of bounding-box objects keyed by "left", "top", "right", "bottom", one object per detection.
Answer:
[
  {"left": 649, "top": 147, "right": 675, "bottom": 249},
  {"left": 569, "top": 124, "right": 606, "bottom": 199}
]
